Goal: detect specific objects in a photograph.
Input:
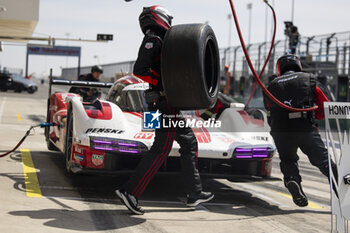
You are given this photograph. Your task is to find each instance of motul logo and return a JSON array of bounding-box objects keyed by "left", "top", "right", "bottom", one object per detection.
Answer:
[{"left": 85, "top": 128, "right": 124, "bottom": 134}]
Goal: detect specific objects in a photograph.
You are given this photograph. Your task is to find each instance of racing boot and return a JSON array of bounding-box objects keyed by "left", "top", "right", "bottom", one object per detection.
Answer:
[
  {"left": 285, "top": 180, "right": 308, "bottom": 207},
  {"left": 116, "top": 189, "right": 144, "bottom": 215},
  {"left": 187, "top": 191, "right": 214, "bottom": 207}
]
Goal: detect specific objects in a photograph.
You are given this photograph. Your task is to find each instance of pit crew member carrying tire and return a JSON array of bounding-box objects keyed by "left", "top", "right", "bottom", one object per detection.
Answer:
[
  {"left": 263, "top": 54, "right": 338, "bottom": 207},
  {"left": 116, "top": 5, "right": 214, "bottom": 215}
]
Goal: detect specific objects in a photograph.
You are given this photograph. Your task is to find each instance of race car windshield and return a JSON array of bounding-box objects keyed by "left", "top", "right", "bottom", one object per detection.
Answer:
[
  {"left": 126, "top": 90, "right": 149, "bottom": 112},
  {"left": 119, "top": 89, "right": 149, "bottom": 112}
]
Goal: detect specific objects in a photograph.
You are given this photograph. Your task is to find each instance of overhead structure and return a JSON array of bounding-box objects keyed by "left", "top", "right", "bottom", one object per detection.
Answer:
[{"left": 0, "top": 0, "right": 39, "bottom": 42}]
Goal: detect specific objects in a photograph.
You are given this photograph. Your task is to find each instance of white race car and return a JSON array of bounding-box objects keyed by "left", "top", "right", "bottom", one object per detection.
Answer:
[{"left": 46, "top": 76, "right": 276, "bottom": 180}]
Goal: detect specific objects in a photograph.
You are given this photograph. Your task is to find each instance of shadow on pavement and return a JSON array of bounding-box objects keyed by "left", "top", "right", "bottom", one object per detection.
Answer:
[
  {"left": 9, "top": 208, "right": 146, "bottom": 231},
  {"left": 2, "top": 149, "right": 331, "bottom": 232}
]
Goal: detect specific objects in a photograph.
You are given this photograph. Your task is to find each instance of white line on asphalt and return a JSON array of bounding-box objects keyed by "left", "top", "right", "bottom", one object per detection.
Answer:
[
  {"left": 192, "top": 204, "right": 210, "bottom": 212},
  {"left": 0, "top": 97, "right": 7, "bottom": 123}
]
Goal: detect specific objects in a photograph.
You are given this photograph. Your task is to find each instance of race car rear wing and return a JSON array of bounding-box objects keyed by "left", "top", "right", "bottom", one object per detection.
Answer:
[{"left": 48, "top": 76, "right": 114, "bottom": 97}]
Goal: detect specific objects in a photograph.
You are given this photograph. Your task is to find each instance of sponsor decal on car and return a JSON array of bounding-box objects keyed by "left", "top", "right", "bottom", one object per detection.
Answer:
[
  {"left": 85, "top": 128, "right": 124, "bottom": 134},
  {"left": 74, "top": 154, "right": 85, "bottom": 162},
  {"left": 92, "top": 154, "right": 104, "bottom": 166},
  {"left": 134, "top": 132, "right": 154, "bottom": 139},
  {"left": 251, "top": 135, "right": 268, "bottom": 141},
  {"left": 217, "top": 137, "right": 237, "bottom": 144}
]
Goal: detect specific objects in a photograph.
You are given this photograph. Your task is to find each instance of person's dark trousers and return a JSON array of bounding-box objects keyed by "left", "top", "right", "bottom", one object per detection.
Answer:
[
  {"left": 270, "top": 124, "right": 337, "bottom": 183},
  {"left": 123, "top": 97, "right": 202, "bottom": 199}
]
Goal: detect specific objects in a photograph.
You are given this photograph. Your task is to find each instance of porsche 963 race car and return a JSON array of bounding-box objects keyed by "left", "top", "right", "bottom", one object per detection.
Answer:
[{"left": 45, "top": 76, "right": 276, "bottom": 180}]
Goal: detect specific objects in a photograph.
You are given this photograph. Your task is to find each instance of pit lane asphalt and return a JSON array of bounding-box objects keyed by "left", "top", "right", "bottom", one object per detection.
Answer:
[{"left": 0, "top": 82, "right": 333, "bottom": 233}]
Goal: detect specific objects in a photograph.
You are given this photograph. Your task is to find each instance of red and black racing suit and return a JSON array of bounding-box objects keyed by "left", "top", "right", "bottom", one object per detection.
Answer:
[
  {"left": 263, "top": 71, "right": 337, "bottom": 185},
  {"left": 122, "top": 29, "right": 203, "bottom": 199}
]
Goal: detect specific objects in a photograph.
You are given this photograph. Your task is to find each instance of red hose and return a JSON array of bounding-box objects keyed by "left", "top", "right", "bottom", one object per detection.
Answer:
[
  {"left": 0, "top": 128, "right": 31, "bottom": 157},
  {"left": 228, "top": 0, "right": 318, "bottom": 112}
]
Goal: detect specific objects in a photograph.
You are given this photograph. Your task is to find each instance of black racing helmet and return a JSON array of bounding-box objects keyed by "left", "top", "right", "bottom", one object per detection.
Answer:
[
  {"left": 91, "top": 65, "right": 103, "bottom": 73},
  {"left": 276, "top": 54, "right": 302, "bottom": 76},
  {"left": 139, "top": 5, "right": 173, "bottom": 34}
]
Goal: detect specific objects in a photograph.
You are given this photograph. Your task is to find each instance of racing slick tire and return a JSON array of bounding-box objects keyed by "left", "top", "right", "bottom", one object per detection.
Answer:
[
  {"left": 45, "top": 99, "right": 59, "bottom": 151},
  {"left": 161, "top": 23, "right": 220, "bottom": 110},
  {"left": 65, "top": 104, "right": 75, "bottom": 174}
]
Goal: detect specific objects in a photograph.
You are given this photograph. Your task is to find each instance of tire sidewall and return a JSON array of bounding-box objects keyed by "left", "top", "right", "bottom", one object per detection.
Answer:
[
  {"left": 161, "top": 24, "right": 219, "bottom": 110},
  {"left": 65, "top": 105, "right": 73, "bottom": 173}
]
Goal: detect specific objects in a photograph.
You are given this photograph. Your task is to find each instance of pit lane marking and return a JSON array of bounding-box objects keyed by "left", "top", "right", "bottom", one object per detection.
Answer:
[
  {"left": 20, "top": 149, "right": 42, "bottom": 198},
  {"left": 17, "top": 112, "right": 21, "bottom": 121},
  {"left": 0, "top": 97, "right": 6, "bottom": 123},
  {"left": 275, "top": 191, "right": 324, "bottom": 209},
  {"left": 229, "top": 181, "right": 325, "bottom": 209}
]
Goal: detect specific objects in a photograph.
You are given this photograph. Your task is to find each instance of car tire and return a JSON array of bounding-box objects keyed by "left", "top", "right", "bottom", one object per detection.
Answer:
[
  {"left": 45, "top": 99, "right": 59, "bottom": 151},
  {"left": 161, "top": 23, "right": 220, "bottom": 110},
  {"left": 65, "top": 104, "right": 75, "bottom": 174}
]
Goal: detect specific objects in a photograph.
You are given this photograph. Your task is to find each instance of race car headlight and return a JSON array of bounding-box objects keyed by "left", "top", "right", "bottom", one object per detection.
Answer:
[
  {"left": 90, "top": 136, "right": 148, "bottom": 153},
  {"left": 234, "top": 147, "right": 273, "bottom": 159}
]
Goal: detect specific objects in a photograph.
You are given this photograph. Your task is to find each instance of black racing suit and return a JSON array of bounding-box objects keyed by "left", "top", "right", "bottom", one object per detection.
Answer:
[
  {"left": 69, "top": 73, "right": 101, "bottom": 102},
  {"left": 123, "top": 29, "right": 202, "bottom": 199},
  {"left": 263, "top": 71, "right": 337, "bottom": 184}
]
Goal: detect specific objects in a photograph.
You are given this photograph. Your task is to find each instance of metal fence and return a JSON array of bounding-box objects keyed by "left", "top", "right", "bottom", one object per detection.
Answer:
[
  {"left": 221, "top": 31, "right": 350, "bottom": 79},
  {"left": 220, "top": 30, "right": 350, "bottom": 102}
]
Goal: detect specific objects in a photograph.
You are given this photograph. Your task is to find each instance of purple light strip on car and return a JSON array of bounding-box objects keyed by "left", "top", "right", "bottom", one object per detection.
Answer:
[
  {"left": 118, "top": 149, "right": 140, "bottom": 153},
  {"left": 92, "top": 139, "right": 113, "bottom": 144},
  {"left": 235, "top": 155, "right": 253, "bottom": 159},
  {"left": 252, "top": 148, "right": 268, "bottom": 152},
  {"left": 118, "top": 142, "right": 138, "bottom": 147},
  {"left": 235, "top": 149, "right": 252, "bottom": 153},
  {"left": 252, "top": 154, "right": 269, "bottom": 158},
  {"left": 252, "top": 148, "right": 269, "bottom": 156},
  {"left": 94, "top": 146, "right": 114, "bottom": 151}
]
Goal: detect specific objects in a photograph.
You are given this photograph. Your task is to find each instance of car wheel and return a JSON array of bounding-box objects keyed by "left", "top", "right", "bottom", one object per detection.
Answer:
[
  {"left": 161, "top": 23, "right": 220, "bottom": 110},
  {"left": 45, "top": 99, "right": 59, "bottom": 151},
  {"left": 65, "top": 105, "right": 74, "bottom": 174}
]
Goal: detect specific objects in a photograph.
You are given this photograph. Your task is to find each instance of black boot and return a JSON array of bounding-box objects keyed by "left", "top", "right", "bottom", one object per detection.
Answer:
[
  {"left": 187, "top": 191, "right": 214, "bottom": 207},
  {"left": 284, "top": 179, "right": 308, "bottom": 207}
]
